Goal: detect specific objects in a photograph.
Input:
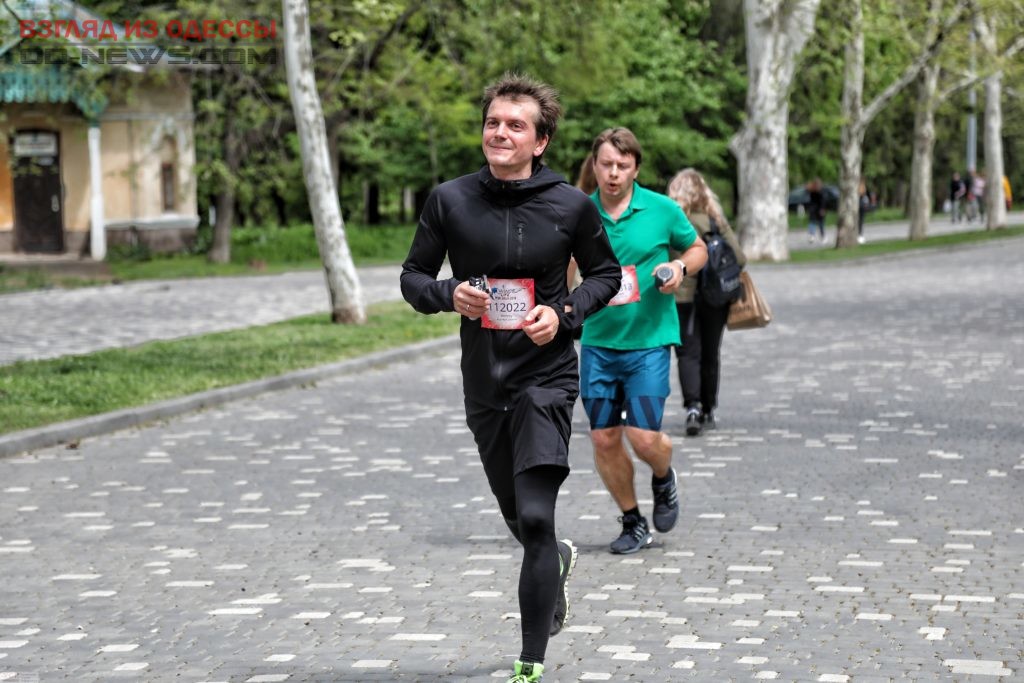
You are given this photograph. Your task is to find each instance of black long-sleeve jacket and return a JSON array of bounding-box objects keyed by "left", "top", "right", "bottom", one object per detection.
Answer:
[{"left": 401, "top": 164, "right": 621, "bottom": 409}]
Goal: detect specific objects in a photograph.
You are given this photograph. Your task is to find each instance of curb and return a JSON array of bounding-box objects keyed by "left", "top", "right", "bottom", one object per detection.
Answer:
[{"left": 0, "top": 334, "right": 460, "bottom": 459}]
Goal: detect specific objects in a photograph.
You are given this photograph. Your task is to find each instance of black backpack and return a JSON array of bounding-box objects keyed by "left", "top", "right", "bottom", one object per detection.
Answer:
[{"left": 697, "top": 217, "right": 743, "bottom": 307}]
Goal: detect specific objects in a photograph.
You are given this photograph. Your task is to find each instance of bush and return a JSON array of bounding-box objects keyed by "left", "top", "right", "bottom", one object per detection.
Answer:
[
  {"left": 228, "top": 223, "right": 416, "bottom": 265},
  {"left": 230, "top": 225, "right": 320, "bottom": 263}
]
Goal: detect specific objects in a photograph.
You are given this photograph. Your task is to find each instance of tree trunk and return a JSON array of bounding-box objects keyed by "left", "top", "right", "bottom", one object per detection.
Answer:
[
  {"left": 730, "top": 0, "right": 821, "bottom": 261},
  {"left": 282, "top": 0, "right": 366, "bottom": 324},
  {"left": 836, "top": 0, "right": 865, "bottom": 248},
  {"left": 364, "top": 182, "right": 381, "bottom": 225},
  {"left": 908, "top": 64, "right": 940, "bottom": 241},
  {"left": 208, "top": 93, "right": 240, "bottom": 263},
  {"left": 976, "top": 12, "right": 1007, "bottom": 229},
  {"left": 983, "top": 70, "right": 1007, "bottom": 228},
  {"left": 414, "top": 187, "right": 430, "bottom": 221}
]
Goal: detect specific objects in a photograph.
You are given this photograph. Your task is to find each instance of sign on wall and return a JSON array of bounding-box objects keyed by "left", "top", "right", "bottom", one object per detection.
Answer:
[{"left": 13, "top": 132, "right": 58, "bottom": 157}]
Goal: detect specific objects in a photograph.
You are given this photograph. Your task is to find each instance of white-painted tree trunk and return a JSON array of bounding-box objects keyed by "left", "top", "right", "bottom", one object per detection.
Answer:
[
  {"left": 983, "top": 71, "right": 1007, "bottom": 228},
  {"left": 908, "top": 64, "right": 940, "bottom": 241},
  {"left": 976, "top": 11, "right": 1007, "bottom": 229},
  {"left": 282, "top": 0, "right": 366, "bottom": 323},
  {"left": 730, "top": 0, "right": 821, "bottom": 261},
  {"left": 836, "top": 0, "right": 865, "bottom": 248}
]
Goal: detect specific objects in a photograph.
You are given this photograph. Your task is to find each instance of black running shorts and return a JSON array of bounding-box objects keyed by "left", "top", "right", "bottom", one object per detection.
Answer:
[{"left": 464, "top": 385, "right": 575, "bottom": 502}]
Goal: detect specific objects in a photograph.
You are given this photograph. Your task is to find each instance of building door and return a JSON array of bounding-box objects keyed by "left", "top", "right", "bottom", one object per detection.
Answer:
[{"left": 12, "top": 130, "right": 64, "bottom": 253}]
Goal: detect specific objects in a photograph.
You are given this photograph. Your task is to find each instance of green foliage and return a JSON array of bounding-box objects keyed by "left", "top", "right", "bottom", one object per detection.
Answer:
[
  {"left": 332, "top": 0, "right": 744, "bottom": 217},
  {"left": 229, "top": 224, "right": 416, "bottom": 264},
  {"left": 61, "top": 0, "right": 1019, "bottom": 240}
]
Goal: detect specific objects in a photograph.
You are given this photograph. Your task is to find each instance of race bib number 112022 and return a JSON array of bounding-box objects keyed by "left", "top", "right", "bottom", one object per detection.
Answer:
[{"left": 481, "top": 278, "right": 536, "bottom": 329}]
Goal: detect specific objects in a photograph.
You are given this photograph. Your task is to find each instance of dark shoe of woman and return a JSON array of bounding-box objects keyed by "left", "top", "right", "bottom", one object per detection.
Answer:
[{"left": 685, "top": 407, "right": 702, "bottom": 436}]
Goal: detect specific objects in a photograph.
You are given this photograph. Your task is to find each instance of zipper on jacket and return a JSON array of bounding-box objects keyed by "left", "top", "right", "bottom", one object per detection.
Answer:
[
  {"left": 515, "top": 221, "right": 524, "bottom": 270},
  {"left": 493, "top": 207, "right": 510, "bottom": 400}
]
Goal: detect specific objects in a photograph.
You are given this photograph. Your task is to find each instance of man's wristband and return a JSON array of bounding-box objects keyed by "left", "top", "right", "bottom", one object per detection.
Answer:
[{"left": 673, "top": 259, "right": 687, "bottom": 277}]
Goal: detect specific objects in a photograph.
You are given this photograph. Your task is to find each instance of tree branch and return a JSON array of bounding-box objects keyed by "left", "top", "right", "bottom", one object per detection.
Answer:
[
  {"left": 861, "top": 0, "right": 969, "bottom": 127},
  {"left": 937, "top": 33, "right": 1024, "bottom": 100},
  {"left": 322, "top": 1, "right": 423, "bottom": 101}
]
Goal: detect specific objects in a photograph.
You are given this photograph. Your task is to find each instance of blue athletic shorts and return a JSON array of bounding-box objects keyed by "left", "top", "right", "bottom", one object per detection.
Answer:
[{"left": 580, "top": 346, "right": 671, "bottom": 431}]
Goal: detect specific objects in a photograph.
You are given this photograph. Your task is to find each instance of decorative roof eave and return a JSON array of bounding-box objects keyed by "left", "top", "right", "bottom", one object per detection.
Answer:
[{"left": 0, "top": 65, "right": 107, "bottom": 120}]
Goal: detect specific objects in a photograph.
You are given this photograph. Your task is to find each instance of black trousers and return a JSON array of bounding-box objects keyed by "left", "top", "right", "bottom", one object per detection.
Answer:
[
  {"left": 675, "top": 300, "right": 730, "bottom": 411},
  {"left": 464, "top": 390, "right": 574, "bottom": 664}
]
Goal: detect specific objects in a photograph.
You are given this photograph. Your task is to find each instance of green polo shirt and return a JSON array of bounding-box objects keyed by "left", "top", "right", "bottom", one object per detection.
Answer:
[{"left": 581, "top": 182, "right": 698, "bottom": 350}]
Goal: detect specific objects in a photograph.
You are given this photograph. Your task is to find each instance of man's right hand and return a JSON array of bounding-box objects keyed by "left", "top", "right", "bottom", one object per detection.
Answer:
[{"left": 453, "top": 281, "right": 491, "bottom": 320}]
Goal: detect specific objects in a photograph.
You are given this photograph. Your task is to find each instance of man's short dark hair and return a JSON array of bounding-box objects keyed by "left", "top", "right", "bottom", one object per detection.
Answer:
[
  {"left": 591, "top": 127, "right": 643, "bottom": 167},
  {"left": 481, "top": 72, "right": 562, "bottom": 144}
]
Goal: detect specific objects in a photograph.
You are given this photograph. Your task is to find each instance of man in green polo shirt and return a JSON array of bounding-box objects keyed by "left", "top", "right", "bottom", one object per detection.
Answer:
[{"left": 580, "top": 127, "right": 707, "bottom": 554}]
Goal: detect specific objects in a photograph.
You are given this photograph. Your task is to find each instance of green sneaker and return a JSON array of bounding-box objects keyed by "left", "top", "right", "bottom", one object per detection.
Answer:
[
  {"left": 550, "top": 538, "right": 578, "bottom": 636},
  {"left": 508, "top": 660, "right": 544, "bottom": 682}
]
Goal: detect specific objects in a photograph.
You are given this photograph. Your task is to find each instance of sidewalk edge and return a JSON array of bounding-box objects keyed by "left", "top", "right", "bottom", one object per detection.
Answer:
[{"left": 0, "top": 334, "right": 460, "bottom": 459}]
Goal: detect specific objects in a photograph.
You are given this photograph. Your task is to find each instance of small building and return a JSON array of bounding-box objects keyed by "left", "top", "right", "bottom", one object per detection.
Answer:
[{"left": 0, "top": 0, "right": 198, "bottom": 258}]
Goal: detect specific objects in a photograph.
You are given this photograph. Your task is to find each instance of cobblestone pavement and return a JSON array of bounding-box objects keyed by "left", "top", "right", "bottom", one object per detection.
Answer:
[
  {"left": 0, "top": 264, "right": 448, "bottom": 367},
  {"left": 1, "top": 240, "right": 1022, "bottom": 681}
]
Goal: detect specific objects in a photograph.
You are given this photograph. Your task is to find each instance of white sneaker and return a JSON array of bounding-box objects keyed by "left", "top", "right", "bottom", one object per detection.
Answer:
[{"left": 857, "top": 236, "right": 866, "bottom": 244}]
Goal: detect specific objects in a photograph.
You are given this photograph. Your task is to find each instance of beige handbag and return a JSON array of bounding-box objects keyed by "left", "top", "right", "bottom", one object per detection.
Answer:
[{"left": 726, "top": 271, "right": 772, "bottom": 330}]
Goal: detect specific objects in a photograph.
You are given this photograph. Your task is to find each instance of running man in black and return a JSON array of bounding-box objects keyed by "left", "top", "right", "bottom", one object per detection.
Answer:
[{"left": 401, "top": 73, "right": 621, "bottom": 683}]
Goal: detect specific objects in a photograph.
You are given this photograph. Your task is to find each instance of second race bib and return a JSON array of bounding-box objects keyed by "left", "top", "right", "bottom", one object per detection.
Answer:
[{"left": 607, "top": 265, "right": 641, "bottom": 306}]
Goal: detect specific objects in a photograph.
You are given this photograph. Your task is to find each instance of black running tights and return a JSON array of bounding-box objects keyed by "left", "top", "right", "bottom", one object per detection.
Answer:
[{"left": 497, "top": 465, "right": 566, "bottom": 664}]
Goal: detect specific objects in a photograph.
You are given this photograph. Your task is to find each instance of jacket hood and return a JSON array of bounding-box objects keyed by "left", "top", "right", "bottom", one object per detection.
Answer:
[{"left": 477, "top": 162, "right": 567, "bottom": 205}]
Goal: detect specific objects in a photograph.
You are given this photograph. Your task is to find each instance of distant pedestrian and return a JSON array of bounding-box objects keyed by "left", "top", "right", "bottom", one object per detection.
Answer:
[
  {"left": 1003, "top": 174, "right": 1012, "bottom": 211},
  {"left": 857, "top": 178, "right": 874, "bottom": 244},
  {"left": 950, "top": 171, "right": 967, "bottom": 223},
  {"left": 806, "top": 178, "right": 826, "bottom": 243},
  {"left": 401, "top": 72, "right": 622, "bottom": 683},
  {"left": 967, "top": 169, "right": 986, "bottom": 222},
  {"left": 667, "top": 168, "right": 746, "bottom": 436},
  {"left": 974, "top": 170, "right": 987, "bottom": 218}
]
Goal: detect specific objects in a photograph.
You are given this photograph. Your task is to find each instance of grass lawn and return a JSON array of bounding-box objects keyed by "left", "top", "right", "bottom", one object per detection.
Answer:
[
  {"left": 0, "top": 267, "right": 106, "bottom": 294},
  {"left": 785, "top": 225, "right": 1024, "bottom": 263},
  {"left": 0, "top": 300, "right": 459, "bottom": 435}
]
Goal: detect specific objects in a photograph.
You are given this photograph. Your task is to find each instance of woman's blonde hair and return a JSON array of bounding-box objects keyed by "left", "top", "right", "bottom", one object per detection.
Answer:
[
  {"left": 575, "top": 152, "right": 597, "bottom": 194},
  {"left": 667, "top": 168, "right": 729, "bottom": 229}
]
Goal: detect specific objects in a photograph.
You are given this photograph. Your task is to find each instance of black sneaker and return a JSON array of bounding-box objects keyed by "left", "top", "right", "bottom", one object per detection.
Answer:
[
  {"left": 701, "top": 410, "right": 716, "bottom": 431},
  {"left": 685, "top": 407, "right": 702, "bottom": 436},
  {"left": 651, "top": 467, "right": 679, "bottom": 533},
  {"left": 550, "top": 538, "right": 577, "bottom": 637},
  {"left": 609, "top": 513, "right": 652, "bottom": 554}
]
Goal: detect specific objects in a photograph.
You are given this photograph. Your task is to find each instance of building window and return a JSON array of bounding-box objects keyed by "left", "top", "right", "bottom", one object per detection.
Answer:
[{"left": 160, "top": 162, "right": 175, "bottom": 212}]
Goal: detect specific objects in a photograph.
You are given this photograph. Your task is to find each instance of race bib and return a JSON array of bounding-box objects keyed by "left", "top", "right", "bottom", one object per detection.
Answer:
[
  {"left": 482, "top": 278, "right": 536, "bottom": 329},
  {"left": 607, "top": 265, "right": 641, "bottom": 306}
]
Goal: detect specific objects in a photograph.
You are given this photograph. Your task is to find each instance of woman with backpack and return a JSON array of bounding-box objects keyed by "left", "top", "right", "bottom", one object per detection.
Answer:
[{"left": 667, "top": 169, "right": 746, "bottom": 436}]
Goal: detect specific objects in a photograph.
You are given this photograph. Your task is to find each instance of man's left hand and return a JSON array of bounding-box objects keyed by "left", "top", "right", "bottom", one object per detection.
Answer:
[
  {"left": 523, "top": 305, "right": 560, "bottom": 346},
  {"left": 654, "top": 260, "right": 684, "bottom": 293}
]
